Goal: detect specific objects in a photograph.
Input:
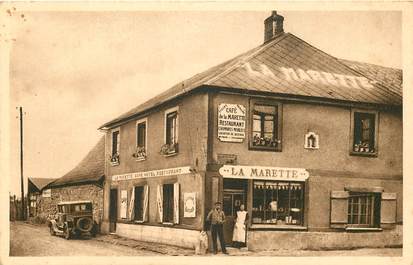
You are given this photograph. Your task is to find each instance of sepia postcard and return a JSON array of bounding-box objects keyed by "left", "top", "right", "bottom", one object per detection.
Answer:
[{"left": 0, "top": 2, "right": 412, "bottom": 265}]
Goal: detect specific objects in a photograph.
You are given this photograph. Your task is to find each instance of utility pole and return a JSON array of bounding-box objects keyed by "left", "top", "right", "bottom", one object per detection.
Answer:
[{"left": 19, "top": 106, "right": 25, "bottom": 221}]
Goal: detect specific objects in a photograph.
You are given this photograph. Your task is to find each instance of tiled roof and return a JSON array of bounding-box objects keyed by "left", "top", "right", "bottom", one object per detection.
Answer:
[
  {"left": 28, "top": 177, "right": 55, "bottom": 191},
  {"left": 100, "top": 33, "right": 402, "bottom": 129},
  {"left": 50, "top": 137, "right": 105, "bottom": 187},
  {"left": 338, "top": 59, "right": 402, "bottom": 97}
]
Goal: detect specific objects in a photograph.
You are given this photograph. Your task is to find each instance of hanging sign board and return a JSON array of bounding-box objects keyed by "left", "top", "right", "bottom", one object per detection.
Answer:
[
  {"left": 112, "top": 166, "right": 192, "bottom": 181},
  {"left": 184, "top": 192, "right": 196, "bottom": 218},
  {"left": 219, "top": 165, "right": 309, "bottom": 181},
  {"left": 217, "top": 104, "right": 246, "bottom": 142}
]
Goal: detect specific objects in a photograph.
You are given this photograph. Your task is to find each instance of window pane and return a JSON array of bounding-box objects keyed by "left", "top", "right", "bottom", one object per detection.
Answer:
[
  {"left": 137, "top": 123, "right": 146, "bottom": 147},
  {"left": 252, "top": 104, "right": 278, "bottom": 148},
  {"left": 353, "top": 112, "right": 376, "bottom": 152},
  {"left": 253, "top": 119, "right": 261, "bottom": 133},
  {"left": 166, "top": 112, "right": 177, "bottom": 145},
  {"left": 348, "top": 193, "right": 377, "bottom": 227},
  {"left": 264, "top": 119, "right": 274, "bottom": 133}
]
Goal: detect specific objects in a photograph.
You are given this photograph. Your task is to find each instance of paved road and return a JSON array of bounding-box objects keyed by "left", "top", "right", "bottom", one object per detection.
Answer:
[{"left": 9, "top": 222, "right": 158, "bottom": 256}]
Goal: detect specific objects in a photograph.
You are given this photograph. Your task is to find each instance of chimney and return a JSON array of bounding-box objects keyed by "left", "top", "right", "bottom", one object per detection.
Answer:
[{"left": 264, "top": 11, "right": 284, "bottom": 43}]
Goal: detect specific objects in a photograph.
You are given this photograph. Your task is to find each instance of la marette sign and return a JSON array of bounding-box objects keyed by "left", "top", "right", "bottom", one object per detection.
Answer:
[
  {"left": 219, "top": 165, "right": 309, "bottom": 181},
  {"left": 217, "top": 104, "right": 246, "bottom": 142}
]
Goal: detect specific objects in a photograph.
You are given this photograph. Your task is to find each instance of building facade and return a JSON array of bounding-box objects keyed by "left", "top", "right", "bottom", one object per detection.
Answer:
[
  {"left": 100, "top": 12, "right": 402, "bottom": 250},
  {"left": 27, "top": 177, "right": 54, "bottom": 219}
]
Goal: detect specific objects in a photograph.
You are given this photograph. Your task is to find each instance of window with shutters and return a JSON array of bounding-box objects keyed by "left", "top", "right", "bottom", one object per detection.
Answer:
[
  {"left": 330, "top": 190, "right": 396, "bottom": 230},
  {"left": 249, "top": 99, "right": 282, "bottom": 151},
  {"left": 347, "top": 192, "right": 381, "bottom": 228},
  {"left": 162, "top": 184, "right": 174, "bottom": 223},
  {"left": 350, "top": 109, "right": 378, "bottom": 157},
  {"left": 133, "top": 186, "right": 144, "bottom": 221}
]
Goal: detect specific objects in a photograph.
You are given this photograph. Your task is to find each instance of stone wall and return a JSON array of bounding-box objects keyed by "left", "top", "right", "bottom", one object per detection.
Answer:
[
  {"left": 35, "top": 184, "right": 104, "bottom": 227},
  {"left": 247, "top": 225, "right": 402, "bottom": 251},
  {"left": 116, "top": 223, "right": 199, "bottom": 249}
]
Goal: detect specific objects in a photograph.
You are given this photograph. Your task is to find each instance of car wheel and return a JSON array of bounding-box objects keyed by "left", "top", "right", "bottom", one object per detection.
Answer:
[
  {"left": 49, "top": 225, "right": 55, "bottom": 236},
  {"left": 64, "top": 226, "right": 71, "bottom": 240}
]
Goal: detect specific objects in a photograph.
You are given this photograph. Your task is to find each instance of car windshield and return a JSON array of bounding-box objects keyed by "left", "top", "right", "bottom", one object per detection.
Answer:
[{"left": 72, "top": 203, "right": 92, "bottom": 212}]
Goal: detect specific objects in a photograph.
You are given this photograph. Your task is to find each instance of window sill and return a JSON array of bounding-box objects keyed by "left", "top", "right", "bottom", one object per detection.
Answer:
[
  {"left": 249, "top": 146, "right": 281, "bottom": 152},
  {"left": 250, "top": 224, "right": 307, "bottom": 230},
  {"left": 163, "top": 152, "right": 178, "bottom": 157},
  {"left": 162, "top": 222, "right": 174, "bottom": 226},
  {"left": 111, "top": 162, "right": 119, "bottom": 166},
  {"left": 350, "top": 151, "right": 377, "bottom": 157},
  {"left": 134, "top": 220, "right": 145, "bottom": 224},
  {"left": 135, "top": 157, "right": 146, "bottom": 162},
  {"left": 345, "top": 227, "right": 382, "bottom": 232}
]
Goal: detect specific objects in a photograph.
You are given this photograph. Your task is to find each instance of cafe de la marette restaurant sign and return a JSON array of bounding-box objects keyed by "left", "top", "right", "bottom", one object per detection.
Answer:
[
  {"left": 219, "top": 165, "right": 309, "bottom": 181},
  {"left": 218, "top": 104, "right": 246, "bottom": 143},
  {"left": 112, "top": 166, "right": 192, "bottom": 181}
]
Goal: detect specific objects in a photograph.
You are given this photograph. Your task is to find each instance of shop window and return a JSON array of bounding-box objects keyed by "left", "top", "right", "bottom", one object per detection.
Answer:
[
  {"left": 252, "top": 181, "right": 304, "bottom": 225},
  {"left": 250, "top": 100, "right": 282, "bottom": 151},
  {"left": 161, "top": 107, "right": 179, "bottom": 155},
  {"left": 110, "top": 129, "right": 120, "bottom": 165},
  {"left": 351, "top": 110, "right": 378, "bottom": 156},
  {"left": 133, "top": 119, "right": 147, "bottom": 160},
  {"left": 347, "top": 192, "right": 381, "bottom": 228}
]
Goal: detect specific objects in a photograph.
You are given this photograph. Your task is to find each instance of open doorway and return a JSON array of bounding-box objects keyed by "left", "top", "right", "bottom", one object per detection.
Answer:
[
  {"left": 222, "top": 178, "right": 248, "bottom": 246},
  {"left": 109, "top": 188, "right": 118, "bottom": 233}
]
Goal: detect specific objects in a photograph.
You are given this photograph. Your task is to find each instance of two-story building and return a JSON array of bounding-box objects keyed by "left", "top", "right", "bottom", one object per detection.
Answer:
[{"left": 99, "top": 11, "right": 402, "bottom": 251}]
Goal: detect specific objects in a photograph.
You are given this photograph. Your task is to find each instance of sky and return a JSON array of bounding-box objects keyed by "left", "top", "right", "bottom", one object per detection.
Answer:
[{"left": 7, "top": 10, "right": 401, "bottom": 197}]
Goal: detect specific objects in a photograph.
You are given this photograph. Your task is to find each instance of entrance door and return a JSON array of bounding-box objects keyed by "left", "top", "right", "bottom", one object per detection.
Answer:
[
  {"left": 223, "top": 190, "right": 246, "bottom": 246},
  {"left": 109, "top": 189, "right": 118, "bottom": 233}
]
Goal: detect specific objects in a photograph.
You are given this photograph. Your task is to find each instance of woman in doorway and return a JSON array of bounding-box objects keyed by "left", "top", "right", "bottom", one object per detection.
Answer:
[{"left": 232, "top": 204, "right": 248, "bottom": 248}]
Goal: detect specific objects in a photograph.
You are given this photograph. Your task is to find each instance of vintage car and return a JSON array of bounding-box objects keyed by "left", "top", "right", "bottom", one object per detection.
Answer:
[{"left": 48, "top": 201, "right": 97, "bottom": 239}]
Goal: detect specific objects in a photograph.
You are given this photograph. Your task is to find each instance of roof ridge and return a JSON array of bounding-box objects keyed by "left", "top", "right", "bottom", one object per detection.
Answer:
[
  {"left": 339, "top": 58, "right": 401, "bottom": 71},
  {"left": 288, "top": 33, "right": 401, "bottom": 101},
  {"left": 205, "top": 33, "right": 289, "bottom": 85}
]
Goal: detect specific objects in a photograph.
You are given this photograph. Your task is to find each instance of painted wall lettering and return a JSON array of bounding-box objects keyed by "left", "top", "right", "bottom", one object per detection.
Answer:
[
  {"left": 280, "top": 67, "right": 374, "bottom": 89},
  {"left": 241, "top": 62, "right": 375, "bottom": 90}
]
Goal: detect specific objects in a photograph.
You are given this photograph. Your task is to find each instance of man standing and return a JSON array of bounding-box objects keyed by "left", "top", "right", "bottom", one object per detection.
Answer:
[{"left": 206, "top": 202, "right": 228, "bottom": 254}]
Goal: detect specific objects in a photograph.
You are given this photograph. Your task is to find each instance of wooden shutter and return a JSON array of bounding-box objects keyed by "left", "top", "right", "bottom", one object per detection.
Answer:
[
  {"left": 128, "top": 187, "right": 135, "bottom": 220},
  {"left": 156, "top": 185, "right": 163, "bottom": 223},
  {"left": 381, "top": 192, "right": 397, "bottom": 224},
  {"left": 143, "top": 185, "right": 149, "bottom": 222},
  {"left": 330, "top": 191, "right": 349, "bottom": 228},
  {"left": 173, "top": 183, "right": 180, "bottom": 224}
]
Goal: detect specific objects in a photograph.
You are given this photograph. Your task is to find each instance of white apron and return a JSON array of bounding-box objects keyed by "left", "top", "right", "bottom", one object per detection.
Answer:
[{"left": 232, "top": 210, "right": 247, "bottom": 243}]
